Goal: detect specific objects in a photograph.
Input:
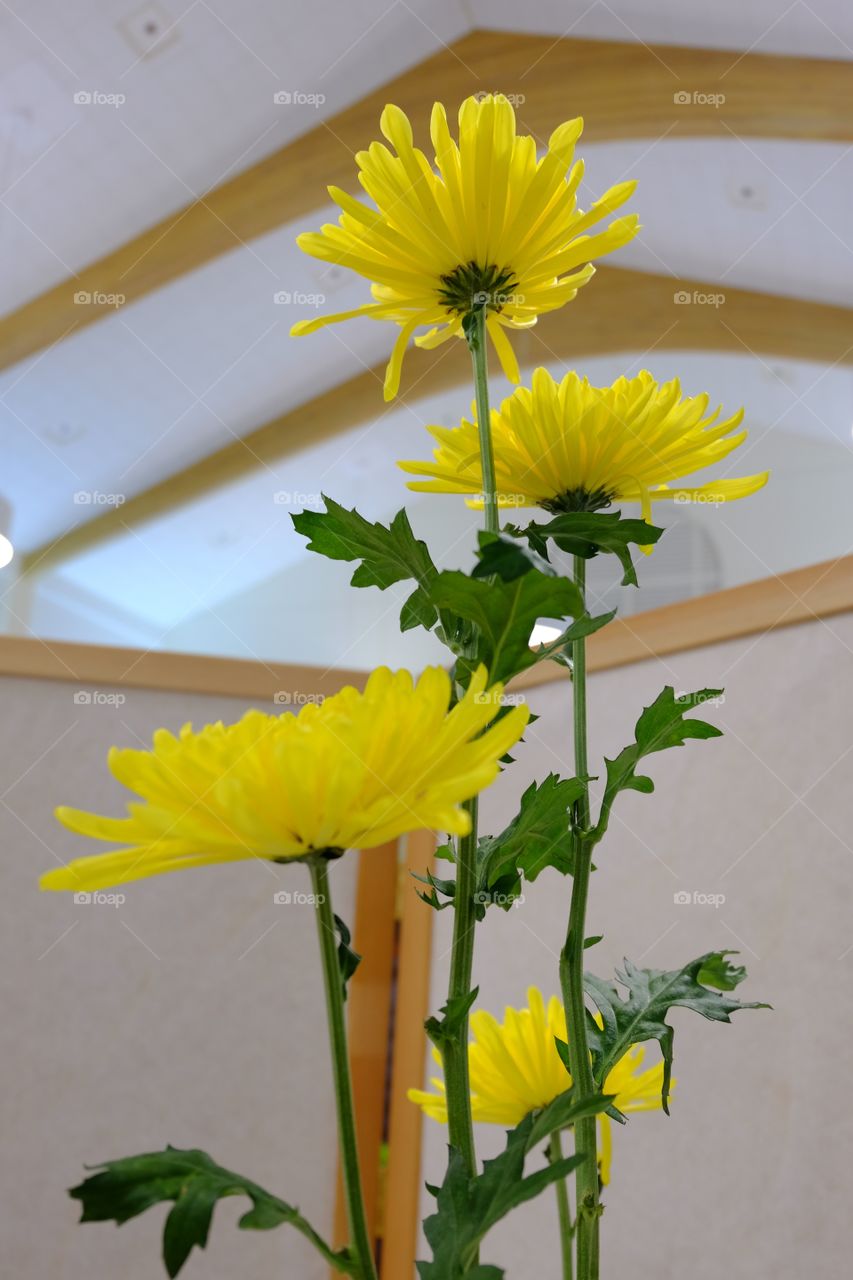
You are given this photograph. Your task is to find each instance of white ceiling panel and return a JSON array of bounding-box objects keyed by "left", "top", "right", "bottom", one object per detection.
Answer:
[{"left": 465, "top": 0, "right": 853, "bottom": 59}]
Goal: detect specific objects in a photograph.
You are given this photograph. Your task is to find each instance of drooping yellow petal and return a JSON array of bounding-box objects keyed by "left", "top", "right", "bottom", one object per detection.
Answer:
[{"left": 41, "top": 666, "right": 529, "bottom": 892}]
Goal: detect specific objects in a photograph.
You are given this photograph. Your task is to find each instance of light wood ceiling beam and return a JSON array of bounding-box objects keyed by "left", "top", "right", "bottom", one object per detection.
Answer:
[
  {"left": 24, "top": 265, "right": 853, "bottom": 575},
  {"left": 3, "top": 30, "right": 852, "bottom": 372}
]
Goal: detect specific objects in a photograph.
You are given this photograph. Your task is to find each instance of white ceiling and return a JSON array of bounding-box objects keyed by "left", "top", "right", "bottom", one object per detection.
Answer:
[{"left": 2, "top": 0, "right": 852, "bottom": 662}]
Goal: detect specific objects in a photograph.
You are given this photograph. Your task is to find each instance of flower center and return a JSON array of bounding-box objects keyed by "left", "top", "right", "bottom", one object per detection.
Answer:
[
  {"left": 437, "top": 260, "right": 519, "bottom": 317},
  {"left": 541, "top": 486, "right": 613, "bottom": 515}
]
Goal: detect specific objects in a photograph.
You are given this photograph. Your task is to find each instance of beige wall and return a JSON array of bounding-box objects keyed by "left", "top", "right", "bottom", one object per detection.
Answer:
[
  {"left": 419, "top": 612, "right": 853, "bottom": 1279},
  {"left": 1, "top": 675, "right": 356, "bottom": 1279}
]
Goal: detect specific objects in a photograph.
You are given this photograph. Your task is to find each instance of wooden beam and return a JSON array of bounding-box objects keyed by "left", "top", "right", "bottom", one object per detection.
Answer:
[
  {"left": 512, "top": 553, "right": 853, "bottom": 689},
  {"left": 23, "top": 267, "right": 853, "bottom": 575},
  {"left": 2, "top": 30, "right": 852, "bottom": 372},
  {"left": 381, "top": 829, "right": 436, "bottom": 1280},
  {"left": 0, "top": 632, "right": 367, "bottom": 699}
]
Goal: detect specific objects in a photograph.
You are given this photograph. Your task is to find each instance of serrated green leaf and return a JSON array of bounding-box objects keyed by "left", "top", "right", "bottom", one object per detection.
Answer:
[
  {"left": 425, "top": 987, "right": 480, "bottom": 1048},
  {"left": 585, "top": 951, "right": 768, "bottom": 1112},
  {"left": 472, "top": 531, "right": 556, "bottom": 581},
  {"left": 417, "top": 1114, "right": 585, "bottom": 1279},
  {"left": 478, "top": 775, "right": 583, "bottom": 891},
  {"left": 596, "top": 686, "right": 723, "bottom": 838},
  {"left": 697, "top": 952, "right": 748, "bottom": 992},
  {"left": 525, "top": 1088, "right": 616, "bottom": 1151},
  {"left": 428, "top": 569, "right": 584, "bottom": 684},
  {"left": 509, "top": 511, "right": 664, "bottom": 587},
  {"left": 292, "top": 497, "right": 442, "bottom": 633},
  {"left": 70, "top": 1147, "right": 354, "bottom": 1278}
]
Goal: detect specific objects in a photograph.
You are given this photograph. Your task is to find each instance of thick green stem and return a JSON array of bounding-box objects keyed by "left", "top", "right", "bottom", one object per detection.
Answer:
[
  {"left": 442, "top": 795, "right": 480, "bottom": 1177},
  {"left": 559, "top": 556, "right": 601, "bottom": 1280},
  {"left": 548, "top": 1129, "right": 575, "bottom": 1280},
  {"left": 310, "top": 860, "right": 378, "bottom": 1280},
  {"left": 469, "top": 307, "right": 500, "bottom": 538},
  {"left": 440, "top": 306, "right": 497, "bottom": 1191}
]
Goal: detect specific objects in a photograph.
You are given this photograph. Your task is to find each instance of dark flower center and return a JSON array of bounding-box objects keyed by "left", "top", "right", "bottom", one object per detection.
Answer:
[
  {"left": 437, "top": 260, "right": 519, "bottom": 316},
  {"left": 540, "top": 486, "right": 613, "bottom": 515}
]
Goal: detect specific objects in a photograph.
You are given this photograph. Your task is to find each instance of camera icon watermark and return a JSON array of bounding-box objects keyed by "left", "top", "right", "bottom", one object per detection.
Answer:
[
  {"left": 73, "top": 490, "right": 126, "bottom": 506},
  {"left": 673, "top": 289, "right": 725, "bottom": 307},
  {"left": 473, "top": 890, "right": 524, "bottom": 909},
  {"left": 473, "top": 90, "right": 526, "bottom": 107},
  {"left": 273, "top": 691, "right": 325, "bottom": 707},
  {"left": 673, "top": 90, "right": 725, "bottom": 108},
  {"left": 673, "top": 890, "right": 726, "bottom": 908},
  {"left": 273, "top": 90, "right": 326, "bottom": 108},
  {"left": 72, "top": 690, "right": 127, "bottom": 707},
  {"left": 73, "top": 290, "right": 125, "bottom": 308},
  {"left": 672, "top": 492, "right": 724, "bottom": 506},
  {"left": 675, "top": 689, "right": 725, "bottom": 707},
  {"left": 272, "top": 491, "right": 323, "bottom": 507},
  {"left": 473, "top": 690, "right": 526, "bottom": 708},
  {"left": 73, "top": 89, "right": 126, "bottom": 108},
  {"left": 74, "top": 890, "right": 126, "bottom": 907},
  {"left": 273, "top": 890, "right": 325, "bottom": 905},
  {"left": 273, "top": 290, "right": 325, "bottom": 307}
]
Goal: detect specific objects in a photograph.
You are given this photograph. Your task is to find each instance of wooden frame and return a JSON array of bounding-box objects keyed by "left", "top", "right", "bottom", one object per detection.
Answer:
[{"left": 0, "top": 633, "right": 367, "bottom": 699}]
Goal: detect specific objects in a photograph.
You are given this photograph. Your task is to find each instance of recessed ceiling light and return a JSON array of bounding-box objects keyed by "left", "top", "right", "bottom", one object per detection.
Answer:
[
  {"left": 0, "top": 497, "right": 14, "bottom": 569},
  {"left": 530, "top": 621, "right": 562, "bottom": 647}
]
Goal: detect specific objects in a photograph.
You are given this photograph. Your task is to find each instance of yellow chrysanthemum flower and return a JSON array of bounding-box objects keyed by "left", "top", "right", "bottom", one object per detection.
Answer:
[
  {"left": 409, "top": 987, "right": 668, "bottom": 1184},
  {"left": 399, "top": 367, "right": 769, "bottom": 529},
  {"left": 291, "top": 94, "right": 639, "bottom": 399},
  {"left": 40, "top": 666, "right": 528, "bottom": 893}
]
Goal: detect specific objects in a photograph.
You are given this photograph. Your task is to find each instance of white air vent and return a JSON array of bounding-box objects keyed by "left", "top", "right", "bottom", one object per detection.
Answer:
[
  {"left": 727, "top": 179, "right": 768, "bottom": 211},
  {"left": 118, "top": 3, "right": 180, "bottom": 59}
]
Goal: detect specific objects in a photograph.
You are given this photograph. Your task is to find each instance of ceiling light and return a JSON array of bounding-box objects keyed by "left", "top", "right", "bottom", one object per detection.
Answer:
[
  {"left": 530, "top": 621, "right": 562, "bottom": 647},
  {"left": 0, "top": 497, "right": 14, "bottom": 569}
]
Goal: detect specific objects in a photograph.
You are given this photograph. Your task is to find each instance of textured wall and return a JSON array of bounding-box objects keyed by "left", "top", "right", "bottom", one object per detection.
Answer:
[
  {"left": 1, "top": 676, "right": 356, "bottom": 1279},
  {"left": 418, "top": 612, "right": 853, "bottom": 1279}
]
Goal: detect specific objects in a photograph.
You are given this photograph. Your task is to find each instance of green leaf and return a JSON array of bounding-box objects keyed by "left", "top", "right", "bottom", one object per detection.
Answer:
[
  {"left": 698, "top": 952, "right": 748, "bottom": 992},
  {"left": 70, "top": 1147, "right": 355, "bottom": 1278},
  {"left": 525, "top": 1088, "right": 616, "bottom": 1151},
  {"left": 419, "top": 776, "right": 583, "bottom": 918},
  {"left": 509, "top": 511, "right": 664, "bottom": 586},
  {"left": 425, "top": 987, "right": 480, "bottom": 1049},
  {"left": 417, "top": 1114, "right": 586, "bottom": 1279},
  {"left": 477, "top": 775, "right": 584, "bottom": 893},
  {"left": 585, "top": 951, "right": 769, "bottom": 1113},
  {"left": 428, "top": 568, "right": 584, "bottom": 684},
  {"left": 596, "top": 686, "right": 723, "bottom": 838},
  {"left": 292, "top": 497, "right": 442, "bottom": 633},
  {"left": 472, "top": 531, "right": 556, "bottom": 581},
  {"left": 333, "top": 913, "right": 361, "bottom": 1001}
]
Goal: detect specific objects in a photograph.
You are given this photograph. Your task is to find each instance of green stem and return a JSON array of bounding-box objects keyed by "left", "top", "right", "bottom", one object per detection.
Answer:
[
  {"left": 469, "top": 306, "right": 500, "bottom": 538},
  {"left": 310, "top": 860, "right": 378, "bottom": 1280},
  {"left": 440, "top": 305, "right": 500, "bottom": 1188},
  {"left": 548, "top": 1129, "right": 575, "bottom": 1280},
  {"left": 442, "top": 794, "right": 479, "bottom": 1178},
  {"left": 559, "top": 556, "right": 601, "bottom": 1280}
]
